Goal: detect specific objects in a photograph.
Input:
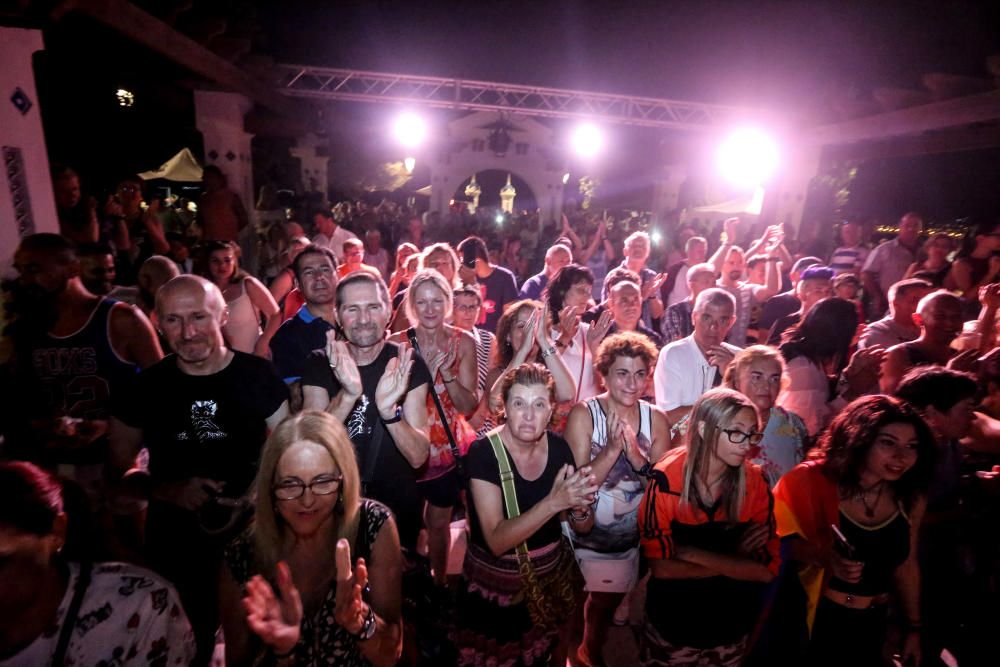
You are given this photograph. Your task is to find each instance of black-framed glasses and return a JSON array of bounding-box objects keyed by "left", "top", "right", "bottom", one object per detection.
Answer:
[
  {"left": 722, "top": 429, "right": 764, "bottom": 446},
  {"left": 273, "top": 475, "right": 343, "bottom": 501}
]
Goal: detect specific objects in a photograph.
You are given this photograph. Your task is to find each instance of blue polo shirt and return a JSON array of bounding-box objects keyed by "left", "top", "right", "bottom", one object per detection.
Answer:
[{"left": 269, "top": 305, "right": 336, "bottom": 383}]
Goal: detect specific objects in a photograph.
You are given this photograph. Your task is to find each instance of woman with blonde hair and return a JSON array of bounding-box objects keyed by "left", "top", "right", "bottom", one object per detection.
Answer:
[
  {"left": 724, "top": 345, "right": 808, "bottom": 487},
  {"left": 419, "top": 242, "right": 462, "bottom": 288},
  {"left": 388, "top": 268, "right": 479, "bottom": 586},
  {"left": 219, "top": 411, "right": 403, "bottom": 666},
  {"left": 639, "top": 388, "right": 778, "bottom": 666}
]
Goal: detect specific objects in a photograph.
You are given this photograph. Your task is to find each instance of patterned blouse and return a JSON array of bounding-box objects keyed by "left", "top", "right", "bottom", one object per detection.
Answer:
[{"left": 223, "top": 500, "right": 391, "bottom": 667}]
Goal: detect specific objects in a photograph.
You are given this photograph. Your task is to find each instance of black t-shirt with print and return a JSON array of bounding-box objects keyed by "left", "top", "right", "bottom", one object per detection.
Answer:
[
  {"left": 300, "top": 342, "right": 432, "bottom": 549},
  {"left": 113, "top": 351, "right": 288, "bottom": 495}
]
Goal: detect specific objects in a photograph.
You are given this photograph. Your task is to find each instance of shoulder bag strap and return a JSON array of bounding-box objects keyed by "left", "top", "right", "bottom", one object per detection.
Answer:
[
  {"left": 53, "top": 561, "right": 92, "bottom": 666},
  {"left": 487, "top": 432, "right": 529, "bottom": 558},
  {"left": 407, "top": 328, "right": 466, "bottom": 479}
]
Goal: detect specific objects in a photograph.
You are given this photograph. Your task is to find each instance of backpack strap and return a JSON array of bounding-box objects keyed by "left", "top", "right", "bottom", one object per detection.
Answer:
[{"left": 53, "top": 561, "right": 92, "bottom": 666}]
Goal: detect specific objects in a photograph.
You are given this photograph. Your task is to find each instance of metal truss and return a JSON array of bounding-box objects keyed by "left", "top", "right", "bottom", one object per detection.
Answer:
[{"left": 276, "top": 65, "right": 757, "bottom": 131}]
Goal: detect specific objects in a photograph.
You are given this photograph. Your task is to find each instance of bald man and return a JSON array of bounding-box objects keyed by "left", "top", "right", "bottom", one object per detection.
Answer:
[
  {"left": 518, "top": 243, "right": 572, "bottom": 299},
  {"left": 880, "top": 290, "right": 966, "bottom": 393},
  {"left": 106, "top": 254, "right": 180, "bottom": 316},
  {"left": 110, "top": 275, "right": 289, "bottom": 663}
]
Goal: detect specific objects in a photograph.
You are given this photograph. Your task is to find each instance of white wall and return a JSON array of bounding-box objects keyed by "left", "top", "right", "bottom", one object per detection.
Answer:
[{"left": 0, "top": 27, "right": 58, "bottom": 270}]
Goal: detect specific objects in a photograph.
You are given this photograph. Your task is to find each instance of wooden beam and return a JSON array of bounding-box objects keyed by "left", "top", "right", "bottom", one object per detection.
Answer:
[
  {"left": 807, "top": 89, "right": 1000, "bottom": 147},
  {"left": 69, "top": 0, "right": 296, "bottom": 116}
]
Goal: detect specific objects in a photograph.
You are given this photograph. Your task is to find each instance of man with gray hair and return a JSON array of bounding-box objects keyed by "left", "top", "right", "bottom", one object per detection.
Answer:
[
  {"left": 110, "top": 274, "right": 289, "bottom": 662},
  {"left": 519, "top": 243, "right": 573, "bottom": 300},
  {"left": 654, "top": 287, "right": 741, "bottom": 425},
  {"left": 880, "top": 289, "right": 967, "bottom": 393},
  {"left": 661, "top": 262, "right": 717, "bottom": 343},
  {"left": 859, "top": 278, "right": 933, "bottom": 350}
]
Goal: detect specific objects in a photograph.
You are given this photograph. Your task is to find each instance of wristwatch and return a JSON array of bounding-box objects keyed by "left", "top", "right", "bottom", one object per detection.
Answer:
[
  {"left": 356, "top": 604, "right": 377, "bottom": 640},
  {"left": 381, "top": 405, "right": 403, "bottom": 425}
]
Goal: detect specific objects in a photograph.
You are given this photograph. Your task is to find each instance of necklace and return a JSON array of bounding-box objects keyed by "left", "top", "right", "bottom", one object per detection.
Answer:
[{"left": 854, "top": 482, "right": 884, "bottom": 518}]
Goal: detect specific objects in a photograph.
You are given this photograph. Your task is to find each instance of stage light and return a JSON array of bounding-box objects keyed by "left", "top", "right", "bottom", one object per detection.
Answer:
[
  {"left": 571, "top": 123, "right": 603, "bottom": 159},
  {"left": 716, "top": 128, "right": 779, "bottom": 189},
  {"left": 116, "top": 88, "right": 135, "bottom": 108},
  {"left": 404, "top": 157, "right": 416, "bottom": 173},
  {"left": 495, "top": 213, "right": 504, "bottom": 224},
  {"left": 393, "top": 113, "right": 426, "bottom": 148},
  {"left": 651, "top": 230, "right": 662, "bottom": 245},
  {"left": 562, "top": 172, "right": 570, "bottom": 185}
]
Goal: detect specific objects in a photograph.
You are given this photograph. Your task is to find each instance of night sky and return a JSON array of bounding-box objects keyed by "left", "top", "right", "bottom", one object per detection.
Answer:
[{"left": 32, "top": 1, "right": 1000, "bottom": 221}]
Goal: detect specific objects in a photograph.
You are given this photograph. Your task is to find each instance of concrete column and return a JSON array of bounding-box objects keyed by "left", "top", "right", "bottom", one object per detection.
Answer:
[
  {"left": 194, "top": 90, "right": 254, "bottom": 214},
  {"left": 764, "top": 145, "right": 822, "bottom": 235},
  {"left": 290, "top": 132, "right": 330, "bottom": 199},
  {"left": 0, "top": 27, "right": 58, "bottom": 268}
]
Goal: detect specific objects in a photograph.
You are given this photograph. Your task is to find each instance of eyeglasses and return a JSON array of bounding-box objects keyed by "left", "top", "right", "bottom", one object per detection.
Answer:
[
  {"left": 722, "top": 429, "right": 764, "bottom": 446},
  {"left": 273, "top": 475, "right": 343, "bottom": 501}
]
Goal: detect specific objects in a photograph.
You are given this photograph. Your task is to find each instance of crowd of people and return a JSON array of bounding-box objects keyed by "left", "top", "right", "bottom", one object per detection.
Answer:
[{"left": 2, "top": 165, "right": 1000, "bottom": 667}]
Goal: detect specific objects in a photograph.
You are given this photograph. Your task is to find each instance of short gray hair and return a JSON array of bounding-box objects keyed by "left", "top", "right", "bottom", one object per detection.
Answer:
[{"left": 693, "top": 287, "right": 736, "bottom": 315}]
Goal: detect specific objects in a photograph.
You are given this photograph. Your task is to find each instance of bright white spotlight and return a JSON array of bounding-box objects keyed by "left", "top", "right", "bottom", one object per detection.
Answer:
[
  {"left": 562, "top": 172, "right": 570, "bottom": 185},
  {"left": 571, "top": 123, "right": 603, "bottom": 159},
  {"left": 403, "top": 156, "right": 416, "bottom": 173},
  {"left": 716, "top": 128, "right": 779, "bottom": 189},
  {"left": 393, "top": 113, "right": 426, "bottom": 148},
  {"left": 651, "top": 230, "right": 662, "bottom": 245},
  {"left": 495, "top": 213, "right": 504, "bottom": 224}
]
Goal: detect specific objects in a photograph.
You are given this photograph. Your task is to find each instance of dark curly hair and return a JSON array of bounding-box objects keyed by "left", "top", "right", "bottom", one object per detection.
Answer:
[
  {"left": 810, "top": 395, "right": 936, "bottom": 512},
  {"left": 594, "top": 331, "right": 658, "bottom": 377},
  {"left": 544, "top": 264, "right": 594, "bottom": 326}
]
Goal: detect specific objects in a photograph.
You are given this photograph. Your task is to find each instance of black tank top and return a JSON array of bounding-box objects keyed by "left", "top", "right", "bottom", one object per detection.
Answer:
[
  {"left": 29, "top": 299, "right": 139, "bottom": 461},
  {"left": 828, "top": 507, "right": 911, "bottom": 596}
]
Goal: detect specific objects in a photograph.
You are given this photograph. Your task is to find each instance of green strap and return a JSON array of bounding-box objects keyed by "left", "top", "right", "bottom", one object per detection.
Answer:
[{"left": 487, "top": 431, "right": 530, "bottom": 557}]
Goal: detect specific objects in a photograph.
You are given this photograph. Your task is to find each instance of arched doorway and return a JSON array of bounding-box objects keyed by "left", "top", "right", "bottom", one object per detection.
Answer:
[{"left": 454, "top": 170, "right": 537, "bottom": 212}]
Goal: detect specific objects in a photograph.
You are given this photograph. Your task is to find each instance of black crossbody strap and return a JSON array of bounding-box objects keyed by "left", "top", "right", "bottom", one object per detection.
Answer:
[
  {"left": 406, "top": 328, "right": 466, "bottom": 479},
  {"left": 53, "top": 561, "right": 92, "bottom": 666}
]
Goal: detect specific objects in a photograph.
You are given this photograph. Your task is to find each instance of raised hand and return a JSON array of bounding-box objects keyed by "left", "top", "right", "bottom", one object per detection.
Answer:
[
  {"left": 513, "top": 308, "right": 539, "bottom": 362},
  {"left": 723, "top": 217, "right": 740, "bottom": 243},
  {"left": 427, "top": 337, "right": 458, "bottom": 381},
  {"left": 947, "top": 348, "right": 979, "bottom": 373},
  {"left": 327, "top": 333, "right": 363, "bottom": 398},
  {"left": 160, "top": 477, "right": 223, "bottom": 511},
  {"left": 979, "top": 283, "right": 1000, "bottom": 309},
  {"left": 375, "top": 346, "right": 414, "bottom": 418},
  {"left": 557, "top": 305, "right": 582, "bottom": 343},
  {"left": 333, "top": 539, "right": 370, "bottom": 635},
  {"left": 242, "top": 561, "right": 303, "bottom": 655},
  {"left": 616, "top": 417, "right": 645, "bottom": 471},
  {"left": 546, "top": 464, "right": 598, "bottom": 513},
  {"left": 534, "top": 303, "right": 555, "bottom": 347},
  {"left": 705, "top": 345, "right": 735, "bottom": 371},
  {"left": 844, "top": 345, "right": 886, "bottom": 395},
  {"left": 586, "top": 308, "right": 614, "bottom": 354},
  {"left": 642, "top": 273, "right": 667, "bottom": 301}
]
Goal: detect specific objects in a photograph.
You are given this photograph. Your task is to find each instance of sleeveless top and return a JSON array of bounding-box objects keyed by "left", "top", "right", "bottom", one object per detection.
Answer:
[
  {"left": 224, "top": 499, "right": 391, "bottom": 667},
  {"left": 572, "top": 398, "right": 653, "bottom": 553},
  {"left": 223, "top": 279, "right": 262, "bottom": 353},
  {"left": 828, "top": 505, "right": 911, "bottom": 597},
  {"left": 28, "top": 298, "right": 138, "bottom": 463},
  {"left": 422, "top": 331, "right": 477, "bottom": 481}
]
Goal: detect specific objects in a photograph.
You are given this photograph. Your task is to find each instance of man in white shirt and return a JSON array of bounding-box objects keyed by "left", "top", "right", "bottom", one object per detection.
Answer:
[
  {"left": 312, "top": 209, "right": 358, "bottom": 263},
  {"left": 654, "top": 288, "right": 741, "bottom": 425}
]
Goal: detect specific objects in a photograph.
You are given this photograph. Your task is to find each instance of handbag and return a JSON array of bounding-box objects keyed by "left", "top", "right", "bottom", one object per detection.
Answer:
[
  {"left": 406, "top": 328, "right": 467, "bottom": 483},
  {"left": 572, "top": 545, "right": 640, "bottom": 593},
  {"left": 486, "top": 432, "right": 582, "bottom": 631}
]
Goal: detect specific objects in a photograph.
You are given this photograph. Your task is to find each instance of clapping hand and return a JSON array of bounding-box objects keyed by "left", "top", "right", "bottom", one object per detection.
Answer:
[
  {"left": 979, "top": 283, "right": 1000, "bottom": 309},
  {"left": 547, "top": 464, "right": 598, "bottom": 513},
  {"left": 642, "top": 273, "right": 667, "bottom": 301},
  {"left": 375, "top": 346, "right": 415, "bottom": 419},
  {"left": 426, "top": 337, "right": 458, "bottom": 381},
  {"left": 333, "top": 539, "right": 371, "bottom": 635},
  {"left": 586, "top": 308, "right": 614, "bottom": 354},
  {"left": 243, "top": 561, "right": 304, "bottom": 655},
  {"left": 557, "top": 305, "right": 582, "bottom": 343},
  {"left": 326, "top": 332, "right": 363, "bottom": 398}
]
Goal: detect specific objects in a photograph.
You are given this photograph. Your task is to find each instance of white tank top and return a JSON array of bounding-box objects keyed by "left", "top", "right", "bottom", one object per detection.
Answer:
[{"left": 223, "top": 279, "right": 262, "bottom": 353}]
